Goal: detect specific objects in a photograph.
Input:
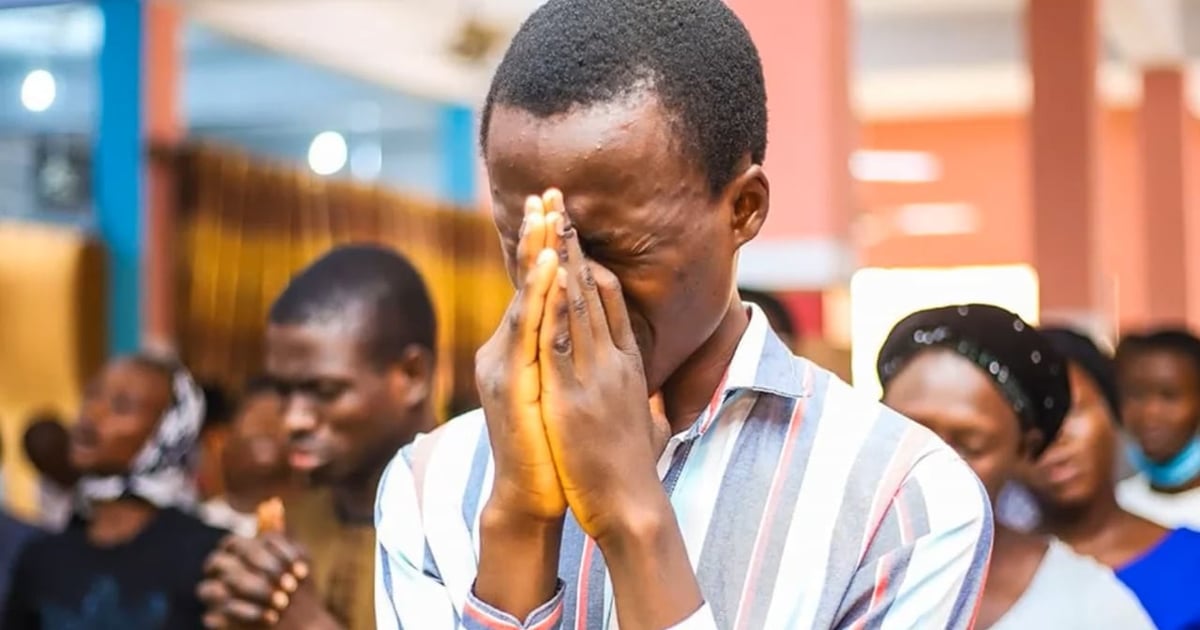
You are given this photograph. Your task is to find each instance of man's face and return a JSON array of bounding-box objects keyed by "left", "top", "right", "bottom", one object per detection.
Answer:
[
  {"left": 70, "top": 358, "right": 171, "bottom": 476},
  {"left": 264, "top": 320, "right": 410, "bottom": 486},
  {"left": 485, "top": 94, "right": 754, "bottom": 392}
]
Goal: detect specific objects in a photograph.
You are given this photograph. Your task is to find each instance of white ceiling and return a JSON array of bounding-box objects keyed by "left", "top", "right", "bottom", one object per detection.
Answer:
[
  {"left": 3, "top": 0, "right": 1197, "bottom": 120},
  {"left": 182, "top": 0, "right": 1200, "bottom": 119}
]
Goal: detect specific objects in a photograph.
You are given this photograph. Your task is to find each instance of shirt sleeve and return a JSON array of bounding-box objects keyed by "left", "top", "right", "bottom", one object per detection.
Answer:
[
  {"left": 374, "top": 450, "right": 568, "bottom": 630},
  {"left": 833, "top": 449, "right": 993, "bottom": 630},
  {"left": 374, "top": 452, "right": 467, "bottom": 630}
]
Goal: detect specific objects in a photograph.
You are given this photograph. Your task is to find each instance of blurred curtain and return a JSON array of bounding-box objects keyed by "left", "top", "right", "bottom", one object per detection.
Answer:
[
  {"left": 0, "top": 222, "right": 105, "bottom": 518},
  {"left": 171, "top": 145, "right": 511, "bottom": 420}
]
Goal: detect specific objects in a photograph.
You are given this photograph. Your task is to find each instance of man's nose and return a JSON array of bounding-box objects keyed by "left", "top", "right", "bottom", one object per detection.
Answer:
[{"left": 282, "top": 395, "right": 318, "bottom": 435}]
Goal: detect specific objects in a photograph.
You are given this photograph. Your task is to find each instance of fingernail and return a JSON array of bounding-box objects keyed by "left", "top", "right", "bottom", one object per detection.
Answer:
[
  {"left": 264, "top": 610, "right": 280, "bottom": 625},
  {"left": 272, "top": 590, "right": 290, "bottom": 609},
  {"left": 280, "top": 573, "right": 299, "bottom": 592},
  {"left": 292, "top": 562, "right": 309, "bottom": 580},
  {"left": 536, "top": 248, "right": 555, "bottom": 266}
]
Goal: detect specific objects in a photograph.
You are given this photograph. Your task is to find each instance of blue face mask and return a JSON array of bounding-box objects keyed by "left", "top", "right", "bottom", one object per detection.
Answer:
[{"left": 1128, "top": 436, "right": 1200, "bottom": 490}]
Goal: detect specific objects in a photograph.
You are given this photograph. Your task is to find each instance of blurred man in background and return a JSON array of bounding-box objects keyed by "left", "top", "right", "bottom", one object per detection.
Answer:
[
  {"left": 22, "top": 412, "right": 79, "bottom": 531},
  {"left": 199, "top": 244, "right": 439, "bottom": 630},
  {"left": 196, "top": 383, "right": 236, "bottom": 502},
  {"left": 199, "top": 377, "right": 291, "bottom": 537}
]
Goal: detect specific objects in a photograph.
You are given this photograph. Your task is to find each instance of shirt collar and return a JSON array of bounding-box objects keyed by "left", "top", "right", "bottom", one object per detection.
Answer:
[{"left": 681, "top": 302, "right": 811, "bottom": 441}]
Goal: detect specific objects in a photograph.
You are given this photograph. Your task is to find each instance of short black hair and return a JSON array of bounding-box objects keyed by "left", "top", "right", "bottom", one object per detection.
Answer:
[
  {"left": 269, "top": 244, "right": 437, "bottom": 367},
  {"left": 739, "top": 288, "right": 796, "bottom": 340},
  {"left": 1116, "top": 328, "right": 1200, "bottom": 382},
  {"left": 200, "top": 382, "right": 234, "bottom": 433},
  {"left": 23, "top": 414, "right": 70, "bottom": 466},
  {"left": 481, "top": 0, "right": 767, "bottom": 195}
]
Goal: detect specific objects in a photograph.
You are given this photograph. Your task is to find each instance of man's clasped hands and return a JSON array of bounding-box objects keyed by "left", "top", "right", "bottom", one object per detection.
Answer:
[{"left": 474, "top": 188, "right": 672, "bottom": 542}]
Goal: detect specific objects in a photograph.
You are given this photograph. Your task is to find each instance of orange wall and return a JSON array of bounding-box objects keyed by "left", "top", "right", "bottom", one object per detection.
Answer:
[{"left": 857, "top": 109, "right": 1171, "bottom": 329}]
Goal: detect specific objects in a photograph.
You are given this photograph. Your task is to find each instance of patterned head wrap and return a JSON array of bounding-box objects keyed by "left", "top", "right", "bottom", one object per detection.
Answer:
[{"left": 77, "top": 355, "right": 205, "bottom": 511}]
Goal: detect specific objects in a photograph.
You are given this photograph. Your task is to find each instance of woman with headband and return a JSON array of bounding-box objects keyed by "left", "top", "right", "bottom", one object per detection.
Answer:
[
  {"left": 4, "top": 353, "right": 225, "bottom": 629},
  {"left": 878, "top": 304, "right": 1152, "bottom": 630},
  {"left": 1019, "top": 328, "right": 1200, "bottom": 630}
]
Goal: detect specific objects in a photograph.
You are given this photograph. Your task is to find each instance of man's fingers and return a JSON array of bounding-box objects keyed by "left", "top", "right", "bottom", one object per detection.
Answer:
[
  {"left": 227, "top": 536, "right": 288, "bottom": 577},
  {"left": 197, "top": 578, "right": 230, "bottom": 606},
  {"left": 221, "top": 598, "right": 279, "bottom": 626},
  {"left": 516, "top": 248, "right": 560, "bottom": 368},
  {"left": 223, "top": 566, "right": 278, "bottom": 605},
  {"left": 540, "top": 268, "right": 576, "bottom": 379},
  {"left": 591, "top": 264, "right": 639, "bottom": 353},
  {"left": 260, "top": 534, "right": 305, "bottom": 570},
  {"left": 516, "top": 196, "right": 547, "bottom": 279},
  {"left": 559, "top": 226, "right": 595, "bottom": 370}
]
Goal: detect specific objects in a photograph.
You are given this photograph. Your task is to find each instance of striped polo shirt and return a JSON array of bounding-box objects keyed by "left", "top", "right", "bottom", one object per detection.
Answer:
[{"left": 375, "top": 305, "right": 992, "bottom": 629}]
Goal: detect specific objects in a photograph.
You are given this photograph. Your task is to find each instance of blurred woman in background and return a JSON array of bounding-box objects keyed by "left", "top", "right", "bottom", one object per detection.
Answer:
[
  {"left": 4, "top": 353, "right": 224, "bottom": 629},
  {"left": 1023, "top": 327, "right": 1200, "bottom": 630},
  {"left": 878, "top": 305, "right": 1152, "bottom": 630},
  {"left": 1115, "top": 329, "right": 1200, "bottom": 529}
]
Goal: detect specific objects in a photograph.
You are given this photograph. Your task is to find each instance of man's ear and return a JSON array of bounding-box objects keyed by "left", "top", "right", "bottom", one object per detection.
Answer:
[
  {"left": 726, "top": 163, "right": 769, "bottom": 249},
  {"left": 387, "top": 345, "right": 435, "bottom": 409}
]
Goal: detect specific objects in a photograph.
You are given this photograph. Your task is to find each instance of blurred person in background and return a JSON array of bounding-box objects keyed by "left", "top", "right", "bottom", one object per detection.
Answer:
[
  {"left": 0, "top": 431, "right": 45, "bottom": 621},
  {"left": 199, "top": 377, "right": 291, "bottom": 537},
  {"left": 738, "top": 287, "right": 798, "bottom": 351},
  {"left": 196, "top": 383, "right": 236, "bottom": 502},
  {"left": 4, "top": 353, "right": 224, "bottom": 629},
  {"left": 22, "top": 411, "right": 80, "bottom": 531},
  {"left": 1115, "top": 329, "right": 1200, "bottom": 528},
  {"left": 879, "top": 305, "right": 1153, "bottom": 630},
  {"left": 1022, "top": 327, "right": 1200, "bottom": 630},
  {"left": 198, "top": 245, "right": 438, "bottom": 630}
]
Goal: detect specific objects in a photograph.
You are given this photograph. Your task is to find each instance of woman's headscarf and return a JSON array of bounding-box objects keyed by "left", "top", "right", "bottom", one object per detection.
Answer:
[
  {"left": 1040, "top": 327, "right": 1120, "bottom": 422},
  {"left": 877, "top": 303, "right": 1072, "bottom": 456},
  {"left": 77, "top": 355, "right": 206, "bottom": 511}
]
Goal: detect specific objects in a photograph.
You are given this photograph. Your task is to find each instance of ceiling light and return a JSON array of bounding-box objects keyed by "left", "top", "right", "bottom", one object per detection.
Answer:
[
  {"left": 21, "top": 69, "right": 56, "bottom": 113},
  {"left": 308, "top": 131, "right": 347, "bottom": 176}
]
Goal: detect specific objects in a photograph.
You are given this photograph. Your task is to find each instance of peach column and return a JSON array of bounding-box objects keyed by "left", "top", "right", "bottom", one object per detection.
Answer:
[
  {"left": 1140, "top": 69, "right": 1191, "bottom": 324},
  {"left": 1027, "top": 0, "right": 1104, "bottom": 325},
  {"left": 143, "top": 0, "right": 184, "bottom": 347},
  {"left": 727, "top": 0, "right": 856, "bottom": 290}
]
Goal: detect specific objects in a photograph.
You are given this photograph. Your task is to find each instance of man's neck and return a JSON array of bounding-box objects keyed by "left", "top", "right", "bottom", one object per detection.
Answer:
[
  {"left": 86, "top": 498, "right": 158, "bottom": 547},
  {"left": 332, "top": 408, "right": 437, "bottom": 524},
  {"left": 331, "top": 467, "right": 385, "bottom": 525},
  {"left": 660, "top": 299, "right": 749, "bottom": 436}
]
